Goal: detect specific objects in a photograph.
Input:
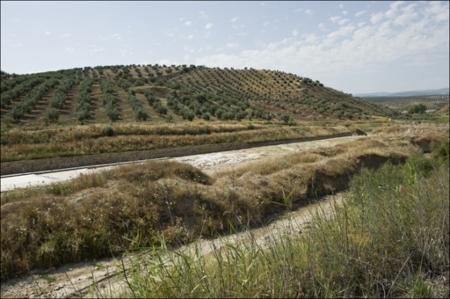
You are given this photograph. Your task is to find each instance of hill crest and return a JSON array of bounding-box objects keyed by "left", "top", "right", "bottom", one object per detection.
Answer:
[{"left": 0, "top": 64, "right": 391, "bottom": 126}]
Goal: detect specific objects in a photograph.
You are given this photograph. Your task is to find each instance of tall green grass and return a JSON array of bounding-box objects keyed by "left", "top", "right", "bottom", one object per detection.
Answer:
[{"left": 120, "top": 154, "right": 449, "bottom": 298}]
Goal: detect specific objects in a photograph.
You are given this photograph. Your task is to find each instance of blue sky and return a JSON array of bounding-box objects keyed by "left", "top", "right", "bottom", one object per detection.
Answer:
[{"left": 1, "top": 1, "right": 449, "bottom": 93}]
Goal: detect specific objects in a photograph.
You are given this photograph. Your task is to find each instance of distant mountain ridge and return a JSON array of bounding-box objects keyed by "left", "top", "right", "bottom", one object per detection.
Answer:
[{"left": 356, "top": 87, "right": 449, "bottom": 97}]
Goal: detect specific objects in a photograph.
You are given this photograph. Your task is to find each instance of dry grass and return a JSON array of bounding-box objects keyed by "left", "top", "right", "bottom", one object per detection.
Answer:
[
  {"left": 1, "top": 122, "right": 264, "bottom": 145},
  {"left": 0, "top": 122, "right": 353, "bottom": 162},
  {"left": 1, "top": 134, "right": 435, "bottom": 280}
]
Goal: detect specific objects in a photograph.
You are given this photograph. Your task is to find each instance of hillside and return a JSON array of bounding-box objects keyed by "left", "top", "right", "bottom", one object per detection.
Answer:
[
  {"left": 356, "top": 87, "right": 450, "bottom": 97},
  {"left": 0, "top": 64, "right": 391, "bottom": 127}
]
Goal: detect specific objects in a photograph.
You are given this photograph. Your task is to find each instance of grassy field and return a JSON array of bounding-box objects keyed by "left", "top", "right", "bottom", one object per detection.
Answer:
[
  {"left": 0, "top": 119, "right": 395, "bottom": 174},
  {"left": 121, "top": 152, "right": 449, "bottom": 298},
  {"left": 2, "top": 129, "right": 446, "bottom": 281}
]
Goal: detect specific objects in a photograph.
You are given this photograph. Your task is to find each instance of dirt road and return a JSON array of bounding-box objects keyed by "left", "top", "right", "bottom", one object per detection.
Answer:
[{"left": 1, "top": 135, "right": 362, "bottom": 192}]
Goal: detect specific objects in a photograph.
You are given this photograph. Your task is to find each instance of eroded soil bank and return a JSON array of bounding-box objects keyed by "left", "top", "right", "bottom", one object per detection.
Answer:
[{"left": 1, "top": 135, "right": 361, "bottom": 192}]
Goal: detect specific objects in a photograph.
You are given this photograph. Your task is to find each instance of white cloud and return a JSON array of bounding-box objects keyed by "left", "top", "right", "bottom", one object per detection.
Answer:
[
  {"left": 390, "top": 1, "right": 405, "bottom": 12},
  {"left": 226, "top": 42, "right": 239, "bottom": 49},
  {"left": 342, "top": 10, "right": 348, "bottom": 15},
  {"left": 370, "top": 12, "right": 385, "bottom": 24},
  {"left": 292, "top": 30, "right": 298, "bottom": 37},
  {"left": 338, "top": 18, "right": 349, "bottom": 26},
  {"left": 355, "top": 10, "right": 367, "bottom": 17},
  {"left": 195, "top": 1, "right": 449, "bottom": 92},
  {"left": 393, "top": 9, "right": 418, "bottom": 26},
  {"left": 330, "top": 16, "right": 341, "bottom": 24},
  {"left": 385, "top": 2, "right": 402, "bottom": 18},
  {"left": 302, "top": 33, "right": 318, "bottom": 44},
  {"left": 205, "top": 23, "right": 213, "bottom": 30},
  {"left": 318, "top": 23, "right": 326, "bottom": 32},
  {"left": 44, "top": 31, "right": 51, "bottom": 36},
  {"left": 60, "top": 33, "right": 72, "bottom": 38},
  {"left": 111, "top": 33, "right": 121, "bottom": 40},
  {"left": 184, "top": 20, "right": 192, "bottom": 26},
  {"left": 339, "top": 3, "right": 344, "bottom": 9},
  {"left": 187, "top": 34, "right": 194, "bottom": 40},
  {"left": 230, "top": 17, "right": 239, "bottom": 23},
  {"left": 424, "top": 1, "right": 449, "bottom": 22},
  {"left": 327, "top": 24, "right": 355, "bottom": 40},
  {"left": 330, "top": 16, "right": 349, "bottom": 26},
  {"left": 304, "top": 9, "right": 313, "bottom": 15}
]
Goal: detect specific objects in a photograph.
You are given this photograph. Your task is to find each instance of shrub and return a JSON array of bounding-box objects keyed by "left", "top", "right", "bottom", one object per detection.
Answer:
[
  {"left": 45, "top": 108, "right": 59, "bottom": 123},
  {"left": 144, "top": 92, "right": 168, "bottom": 115},
  {"left": 409, "top": 104, "right": 427, "bottom": 114},
  {"left": 75, "top": 79, "right": 93, "bottom": 123},
  {"left": 101, "top": 80, "right": 120, "bottom": 122},
  {"left": 102, "top": 126, "right": 114, "bottom": 137},
  {"left": 128, "top": 93, "right": 148, "bottom": 121},
  {"left": 431, "top": 137, "right": 449, "bottom": 164},
  {"left": 136, "top": 110, "right": 148, "bottom": 121},
  {"left": 182, "top": 109, "right": 195, "bottom": 121},
  {"left": 281, "top": 114, "right": 290, "bottom": 124}
]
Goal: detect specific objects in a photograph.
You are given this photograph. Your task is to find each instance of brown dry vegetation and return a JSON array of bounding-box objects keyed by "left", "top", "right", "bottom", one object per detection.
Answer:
[
  {"left": 1, "top": 122, "right": 264, "bottom": 145},
  {"left": 372, "top": 123, "right": 449, "bottom": 152},
  {"left": 2, "top": 133, "right": 439, "bottom": 280},
  {"left": 0, "top": 122, "right": 352, "bottom": 163}
]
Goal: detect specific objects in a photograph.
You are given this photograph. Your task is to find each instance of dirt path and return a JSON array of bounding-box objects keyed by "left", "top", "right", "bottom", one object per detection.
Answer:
[
  {"left": 1, "top": 135, "right": 362, "bottom": 192},
  {"left": 0, "top": 193, "right": 343, "bottom": 298},
  {"left": 174, "top": 135, "right": 361, "bottom": 172},
  {"left": 1, "top": 132, "right": 355, "bottom": 176}
]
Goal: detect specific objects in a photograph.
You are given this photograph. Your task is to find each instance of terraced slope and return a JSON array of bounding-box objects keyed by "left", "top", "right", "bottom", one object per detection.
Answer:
[{"left": 0, "top": 65, "right": 392, "bottom": 126}]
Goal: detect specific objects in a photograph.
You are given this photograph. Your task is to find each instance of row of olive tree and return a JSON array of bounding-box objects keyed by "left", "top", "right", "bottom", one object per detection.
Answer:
[
  {"left": 75, "top": 79, "right": 94, "bottom": 123},
  {"left": 10, "top": 78, "right": 59, "bottom": 122}
]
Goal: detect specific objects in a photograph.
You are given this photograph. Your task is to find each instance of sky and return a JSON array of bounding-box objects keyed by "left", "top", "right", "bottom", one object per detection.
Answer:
[{"left": 1, "top": 1, "right": 449, "bottom": 94}]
